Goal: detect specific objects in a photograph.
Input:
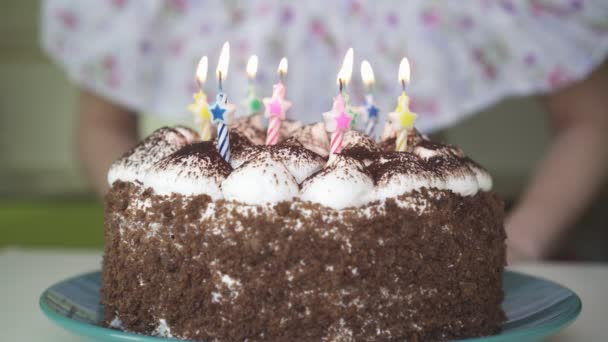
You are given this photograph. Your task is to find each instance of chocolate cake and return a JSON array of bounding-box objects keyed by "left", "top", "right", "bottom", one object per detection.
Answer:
[{"left": 102, "top": 118, "right": 506, "bottom": 341}]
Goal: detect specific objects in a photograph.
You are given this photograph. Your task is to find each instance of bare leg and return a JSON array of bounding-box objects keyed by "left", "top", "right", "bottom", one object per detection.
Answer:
[
  {"left": 506, "top": 63, "right": 608, "bottom": 263},
  {"left": 77, "top": 90, "right": 139, "bottom": 196}
]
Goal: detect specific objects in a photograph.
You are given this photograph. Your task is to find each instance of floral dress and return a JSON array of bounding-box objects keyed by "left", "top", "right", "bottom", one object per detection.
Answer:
[{"left": 42, "top": 0, "right": 608, "bottom": 133}]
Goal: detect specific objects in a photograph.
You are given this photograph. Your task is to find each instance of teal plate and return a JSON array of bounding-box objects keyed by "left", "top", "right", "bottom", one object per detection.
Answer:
[{"left": 40, "top": 270, "right": 581, "bottom": 342}]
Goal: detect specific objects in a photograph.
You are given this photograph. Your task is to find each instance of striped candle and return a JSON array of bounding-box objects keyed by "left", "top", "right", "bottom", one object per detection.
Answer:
[
  {"left": 263, "top": 60, "right": 291, "bottom": 146},
  {"left": 363, "top": 94, "right": 379, "bottom": 138},
  {"left": 329, "top": 131, "right": 344, "bottom": 155},
  {"left": 388, "top": 57, "right": 417, "bottom": 152},
  {"left": 217, "top": 121, "right": 230, "bottom": 161},
  {"left": 210, "top": 93, "right": 234, "bottom": 162},
  {"left": 395, "top": 129, "right": 408, "bottom": 152},
  {"left": 211, "top": 41, "right": 232, "bottom": 162},
  {"left": 265, "top": 116, "right": 281, "bottom": 145},
  {"left": 187, "top": 91, "right": 213, "bottom": 141},
  {"left": 388, "top": 92, "right": 417, "bottom": 153},
  {"left": 323, "top": 48, "right": 354, "bottom": 156},
  {"left": 323, "top": 94, "right": 352, "bottom": 156},
  {"left": 200, "top": 121, "right": 212, "bottom": 141}
]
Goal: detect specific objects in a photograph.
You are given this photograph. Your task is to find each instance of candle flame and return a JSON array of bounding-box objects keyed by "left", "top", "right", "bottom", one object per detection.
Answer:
[
  {"left": 398, "top": 57, "right": 411, "bottom": 85},
  {"left": 246, "top": 55, "right": 258, "bottom": 78},
  {"left": 336, "top": 48, "right": 354, "bottom": 86},
  {"left": 196, "top": 56, "right": 208, "bottom": 84},
  {"left": 277, "top": 57, "right": 288, "bottom": 75},
  {"left": 216, "top": 41, "right": 230, "bottom": 80},
  {"left": 361, "top": 60, "right": 375, "bottom": 87}
]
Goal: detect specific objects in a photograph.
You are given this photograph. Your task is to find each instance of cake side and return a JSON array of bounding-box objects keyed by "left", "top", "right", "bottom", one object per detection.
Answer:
[{"left": 102, "top": 181, "right": 505, "bottom": 341}]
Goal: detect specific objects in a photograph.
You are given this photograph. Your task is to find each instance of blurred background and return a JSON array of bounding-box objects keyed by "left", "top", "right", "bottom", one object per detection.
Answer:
[{"left": 0, "top": 1, "right": 606, "bottom": 259}]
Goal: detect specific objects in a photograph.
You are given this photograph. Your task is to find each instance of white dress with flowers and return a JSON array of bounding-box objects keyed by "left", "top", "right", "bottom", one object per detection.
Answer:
[{"left": 42, "top": 0, "right": 608, "bottom": 133}]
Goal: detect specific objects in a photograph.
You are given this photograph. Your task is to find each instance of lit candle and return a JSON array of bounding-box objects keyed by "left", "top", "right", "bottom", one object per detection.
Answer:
[
  {"left": 263, "top": 57, "right": 292, "bottom": 145},
  {"left": 244, "top": 55, "right": 262, "bottom": 115},
  {"left": 209, "top": 42, "right": 235, "bottom": 162},
  {"left": 388, "top": 57, "right": 417, "bottom": 152},
  {"left": 360, "top": 60, "right": 380, "bottom": 139},
  {"left": 188, "top": 56, "right": 213, "bottom": 141},
  {"left": 323, "top": 48, "right": 354, "bottom": 156}
]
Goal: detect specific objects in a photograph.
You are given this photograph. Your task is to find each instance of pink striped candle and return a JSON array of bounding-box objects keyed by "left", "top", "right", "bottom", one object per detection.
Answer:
[
  {"left": 323, "top": 94, "right": 352, "bottom": 155},
  {"left": 263, "top": 58, "right": 291, "bottom": 145},
  {"left": 323, "top": 49, "right": 354, "bottom": 156}
]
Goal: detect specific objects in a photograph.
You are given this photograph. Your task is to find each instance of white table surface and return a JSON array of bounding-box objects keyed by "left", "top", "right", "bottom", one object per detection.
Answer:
[{"left": 1, "top": 248, "right": 606, "bottom": 341}]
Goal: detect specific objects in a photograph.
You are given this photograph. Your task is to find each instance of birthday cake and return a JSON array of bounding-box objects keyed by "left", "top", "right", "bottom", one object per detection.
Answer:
[{"left": 102, "top": 115, "right": 506, "bottom": 341}]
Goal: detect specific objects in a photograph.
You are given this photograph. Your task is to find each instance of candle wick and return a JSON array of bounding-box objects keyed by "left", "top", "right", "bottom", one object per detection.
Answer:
[
  {"left": 339, "top": 79, "right": 344, "bottom": 93},
  {"left": 401, "top": 79, "right": 406, "bottom": 92},
  {"left": 218, "top": 72, "right": 223, "bottom": 93}
]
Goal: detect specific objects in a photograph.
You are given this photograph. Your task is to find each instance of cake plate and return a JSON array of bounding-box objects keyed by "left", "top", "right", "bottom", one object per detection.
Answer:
[{"left": 40, "top": 270, "right": 581, "bottom": 342}]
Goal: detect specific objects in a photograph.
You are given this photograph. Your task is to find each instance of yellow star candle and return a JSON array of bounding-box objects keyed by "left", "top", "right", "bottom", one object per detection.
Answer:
[
  {"left": 388, "top": 57, "right": 417, "bottom": 152},
  {"left": 188, "top": 56, "right": 213, "bottom": 141}
]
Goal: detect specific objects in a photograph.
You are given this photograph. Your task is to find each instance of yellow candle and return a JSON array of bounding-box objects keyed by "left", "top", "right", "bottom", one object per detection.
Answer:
[
  {"left": 188, "top": 56, "right": 212, "bottom": 141},
  {"left": 389, "top": 57, "right": 417, "bottom": 152}
]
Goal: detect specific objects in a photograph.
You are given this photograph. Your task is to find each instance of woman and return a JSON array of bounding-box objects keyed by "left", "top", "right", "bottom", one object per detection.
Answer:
[{"left": 42, "top": 0, "right": 608, "bottom": 262}]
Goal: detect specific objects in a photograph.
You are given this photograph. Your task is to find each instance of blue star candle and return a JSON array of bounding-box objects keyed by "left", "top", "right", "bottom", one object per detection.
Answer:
[
  {"left": 361, "top": 60, "right": 380, "bottom": 139},
  {"left": 211, "top": 42, "right": 232, "bottom": 162}
]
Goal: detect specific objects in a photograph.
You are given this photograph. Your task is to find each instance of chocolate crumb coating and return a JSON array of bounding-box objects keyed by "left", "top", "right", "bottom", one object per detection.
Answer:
[
  {"left": 103, "top": 121, "right": 505, "bottom": 341},
  {"left": 102, "top": 181, "right": 505, "bottom": 341}
]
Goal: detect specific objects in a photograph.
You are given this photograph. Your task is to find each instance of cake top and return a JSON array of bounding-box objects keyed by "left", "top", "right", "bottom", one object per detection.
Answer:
[{"left": 108, "top": 117, "right": 491, "bottom": 209}]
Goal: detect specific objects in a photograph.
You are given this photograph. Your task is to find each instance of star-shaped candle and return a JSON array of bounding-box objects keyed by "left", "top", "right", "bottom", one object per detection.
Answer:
[
  {"left": 244, "top": 55, "right": 262, "bottom": 115},
  {"left": 388, "top": 57, "right": 417, "bottom": 152},
  {"left": 188, "top": 56, "right": 213, "bottom": 141},
  {"left": 263, "top": 58, "right": 292, "bottom": 145},
  {"left": 211, "top": 41, "right": 234, "bottom": 162},
  {"left": 360, "top": 60, "right": 380, "bottom": 139},
  {"left": 323, "top": 48, "right": 354, "bottom": 156}
]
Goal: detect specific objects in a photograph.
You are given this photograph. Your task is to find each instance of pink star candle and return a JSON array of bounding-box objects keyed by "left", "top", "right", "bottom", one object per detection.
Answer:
[
  {"left": 323, "top": 48, "right": 354, "bottom": 156},
  {"left": 323, "top": 94, "right": 352, "bottom": 155},
  {"left": 263, "top": 58, "right": 291, "bottom": 145}
]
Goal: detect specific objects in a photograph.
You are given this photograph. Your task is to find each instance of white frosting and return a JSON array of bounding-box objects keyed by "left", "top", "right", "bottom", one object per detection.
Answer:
[
  {"left": 109, "top": 126, "right": 495, "bottom": 209},
  {"left": 469, "top": 165, "right": 493, "bottom": 191},
  {"left": 413, "top": 146, "right": 441, "bottom": 160},
  {"left": 373, "top": 175, "right": 432, "bottom": 202},
  {"left": 300, "top": 156, "right": 374, "bottom": 210},
  {"left": 442, "top": 172, "right": 481, "bottom": 196},
  {"left": 154, "top": 319, "right": 173, "bottom": 338},
  {"left": 272, "top": 146, "right": 325, "bottom": 183},
  {"left": 342, "top": 130, "right": 378, "bottom": 152},
  {"left": 174, "top": 125, "right": 200, "bottom": 142},
  {"left": 229, "top": 145, "right": 261, "bottom": 169},
  {"left": 142, "top": 152, "right": 227, "bottom": 199},
  {"left": 290, "top": 122, "right": 330, "bottom": 157},
  {"left": 222, "top": 152, "right": 299, "bottom": 205},
  {"left": 107, "top": 163, "right": 142, "bottom": 186},
  {"left": 107, "top": 127, "right": 195, "bottom": 185},
  {"left": 281, "top": 157, "right": 322, "bottom": 184}
]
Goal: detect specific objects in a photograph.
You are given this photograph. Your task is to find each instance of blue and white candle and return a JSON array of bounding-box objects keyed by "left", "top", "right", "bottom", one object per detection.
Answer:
[
  {"left": 360, "top": 60, "right": 380, "bottom": 139},
  {"left": 211, "top": 41, "right": 234, "bottom": 162}
]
